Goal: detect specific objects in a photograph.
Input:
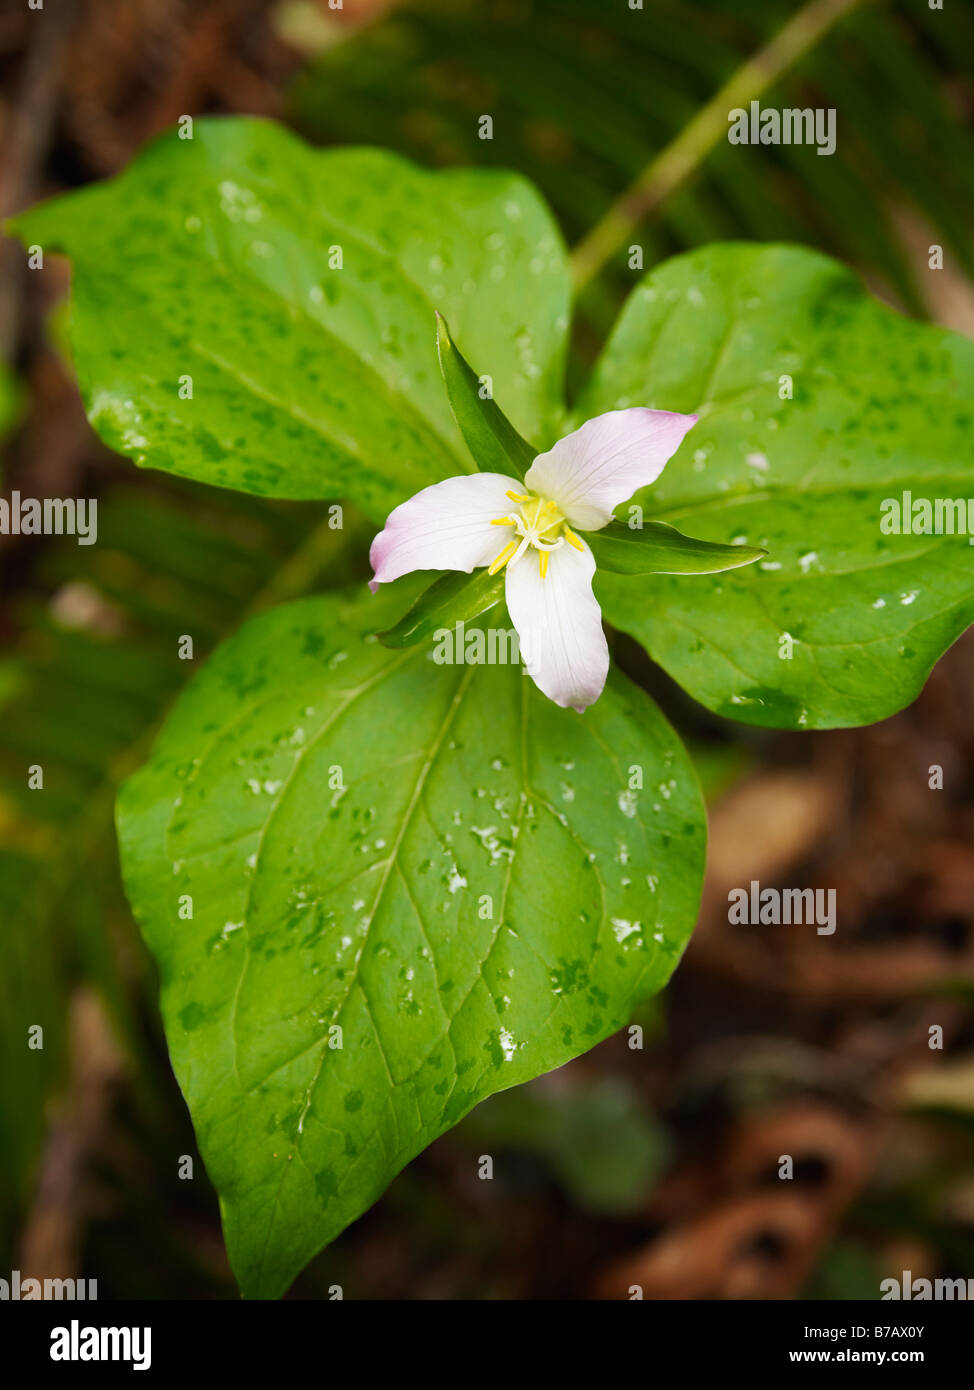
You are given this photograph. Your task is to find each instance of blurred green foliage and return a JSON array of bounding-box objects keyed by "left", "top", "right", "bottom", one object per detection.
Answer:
[
  {"left": 291, "top": 0, "right": 974, "bottom": 365},
  {"left": 0, "top": 850, "right": 65, "bottom": 1258},
  {"left": 460, "top": 1075, "right": 669, "bottom": 1215}
]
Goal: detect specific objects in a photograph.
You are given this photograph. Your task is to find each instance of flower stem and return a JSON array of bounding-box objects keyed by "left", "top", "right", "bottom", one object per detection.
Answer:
[{"left": 569, "top": 0, "right": 870, "bottom": 292}]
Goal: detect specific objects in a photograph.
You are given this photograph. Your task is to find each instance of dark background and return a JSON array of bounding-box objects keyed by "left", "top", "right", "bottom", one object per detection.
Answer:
[{"left": 1, "top": 0, "right": 973, "bottom": 1299}]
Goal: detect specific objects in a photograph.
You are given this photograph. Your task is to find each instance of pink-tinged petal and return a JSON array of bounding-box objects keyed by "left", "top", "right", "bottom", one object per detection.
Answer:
[
  {"left": 524, "top": 407, "right": 697, "bottom": 531},
  {"left": 505, "top": 539, "right": 608, "bottom": 713},
  {"left": 369, "top": 472, "right": 522, "bottom": 592}
]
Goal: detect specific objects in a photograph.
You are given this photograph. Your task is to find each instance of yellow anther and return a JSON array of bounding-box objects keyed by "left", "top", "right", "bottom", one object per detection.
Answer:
[
  {"left": 563, "top": 525, "right": 585, "bottom": 551},
  {"left": 488, "top": 539, "right": 519, "bottom": 575},
  {"left": 485, "top": 490, "right": 576, "bottom": 576}
]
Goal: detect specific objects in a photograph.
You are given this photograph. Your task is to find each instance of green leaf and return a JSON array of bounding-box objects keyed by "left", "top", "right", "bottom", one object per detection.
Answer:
[
  {"left": 11, "top": 118, "right": 570, "bottom": 522},
  {"left": 589, "top": 519, "right": 766, "bottom": 575},
  {"left": 435, "top": 312, "right": 538, "bottom": 479},
  {"left": 116, "top": 582, "right": 706, "bottom": 1298},
  {"left": 378, "top": 568, "right": 505, "bottom": 649},
  {"left": 581, "top": 244, "right": 974, "bottom": 729}
]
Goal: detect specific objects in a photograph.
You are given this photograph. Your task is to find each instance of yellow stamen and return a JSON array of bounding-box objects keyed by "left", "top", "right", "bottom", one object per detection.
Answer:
[
  {"left": 488, "top": 539, "right": 519, "bottom": 575},
  {"left": 483, "top": 489, "right": 578, "bottom": 576},
  {"left": 563, "top": 525, "right": 585, "bottom": 551}
]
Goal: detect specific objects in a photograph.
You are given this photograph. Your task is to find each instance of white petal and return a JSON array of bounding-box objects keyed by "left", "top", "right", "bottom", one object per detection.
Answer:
[
  {"left": 369, "top": 472, "right": 522, "bottom": 592},
  {"left": 505, "top": 539, "right": 608, "bottom": 713},
  {"left": 524, "top": 407, "right": 697, "bottom": 530}
]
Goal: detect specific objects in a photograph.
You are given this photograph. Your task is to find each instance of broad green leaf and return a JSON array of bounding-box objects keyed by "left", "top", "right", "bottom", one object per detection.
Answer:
[
  {"left": 435, "top": 312, "right": 537, "bottom": 479},
  {"left": 378, "top": 568, "right": 505, "bottom": 649},
  {"left": 580, "top": 244, "right": 974, "bottom": 729},
  {"left": 588, "top": 519, "right": 766, "bottom": 575},
  {"left": 116, "top": 583, "right": 705, "bottom": 1298},
  {"left": 11, "top": 118, "right": 570, "bottom": 522}
]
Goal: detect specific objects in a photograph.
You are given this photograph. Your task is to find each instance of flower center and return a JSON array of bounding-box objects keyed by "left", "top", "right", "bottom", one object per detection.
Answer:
[{"left": 488, "top": 490, "right": 584, "bottom": 579}]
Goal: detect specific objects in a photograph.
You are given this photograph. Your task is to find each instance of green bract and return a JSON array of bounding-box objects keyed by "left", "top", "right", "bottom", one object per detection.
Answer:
[
  {"left": 17, "top": 117, "right": 974, "bottom": 1295},
  {"left": 582, "top": 244, "right": 974, "bottom": 728},
  {"left": 587, "top": 520, "right": 766, "bottom": 576},
  {"left": 13, "top": 119, "right": 570, "bottom": 522},
  {"left": 435, "top": 312, "right": 536, "bottom": 480},
  {"left": 117, "top": 583, "right": 705, "bottom": 1298},
  {"left": 378, "top": 568, "right": 505, "bottom": 650},
  {"left": 14, "top": 123, "right": 973, "bottom": 729}
]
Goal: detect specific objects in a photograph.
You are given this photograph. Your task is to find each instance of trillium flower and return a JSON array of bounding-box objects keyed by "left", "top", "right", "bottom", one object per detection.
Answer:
[{"left": 369, "top": 407, "right": 697, "bottom": 712}]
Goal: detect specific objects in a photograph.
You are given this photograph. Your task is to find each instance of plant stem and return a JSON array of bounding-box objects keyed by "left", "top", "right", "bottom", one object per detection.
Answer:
[{"left": 569, "top": 0, "right": 870, "bottom": 292}]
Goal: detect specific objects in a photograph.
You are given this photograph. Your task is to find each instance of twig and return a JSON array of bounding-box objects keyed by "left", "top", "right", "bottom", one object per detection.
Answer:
[{"left": 569, "top": 0, "right": 870, "bottom": 292}]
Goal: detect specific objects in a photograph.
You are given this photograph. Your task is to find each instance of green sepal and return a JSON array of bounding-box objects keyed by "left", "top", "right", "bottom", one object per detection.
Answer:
[
  {"left": 588, "top": 520, "right": 767, "bottom": 575},
  {"left": 377, "top": 567, "right": 506, "bottom": 649},
  {"left": 435, "top": 312, "right": 538, "bottom": 480}
]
